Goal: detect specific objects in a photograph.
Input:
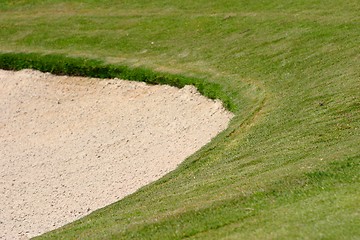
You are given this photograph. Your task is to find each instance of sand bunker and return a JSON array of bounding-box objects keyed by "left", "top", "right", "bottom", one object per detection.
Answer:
[{"left": 0, "top": 69, "right": 233, "bottom": 239}]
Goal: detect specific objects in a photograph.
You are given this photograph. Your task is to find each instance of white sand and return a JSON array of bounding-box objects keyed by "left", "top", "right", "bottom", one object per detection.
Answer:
[{"left": 0, "top": 69, "right": 233, "bottom": 239}]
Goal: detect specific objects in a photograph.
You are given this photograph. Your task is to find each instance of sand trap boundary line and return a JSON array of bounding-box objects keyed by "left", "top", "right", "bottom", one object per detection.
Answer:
[
  {"left": 0, "top": 69, "right": 233, "bottom": 239},
  {"left": 0, "top": 52, "right": 236, "bottom": 112}
]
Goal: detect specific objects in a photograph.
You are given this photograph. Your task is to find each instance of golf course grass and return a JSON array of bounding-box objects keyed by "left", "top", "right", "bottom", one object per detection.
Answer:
[{"left": 0, "top": 0, "right": 359, "bottom": 239}]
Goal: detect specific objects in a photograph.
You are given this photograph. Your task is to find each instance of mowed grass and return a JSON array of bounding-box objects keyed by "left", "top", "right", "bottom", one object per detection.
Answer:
[{"left": 0, "top": 0, "right": 359, "bottom": 239}]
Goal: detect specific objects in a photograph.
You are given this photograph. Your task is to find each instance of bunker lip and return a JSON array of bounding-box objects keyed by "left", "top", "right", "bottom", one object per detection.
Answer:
[{"left": 0, "top": 69, "right": 233, "bottom": 239}]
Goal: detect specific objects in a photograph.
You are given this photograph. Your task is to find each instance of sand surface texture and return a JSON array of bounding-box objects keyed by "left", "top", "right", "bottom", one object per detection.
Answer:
[{"left": 0, "top": 69, "right": 233, "bottom": 239}]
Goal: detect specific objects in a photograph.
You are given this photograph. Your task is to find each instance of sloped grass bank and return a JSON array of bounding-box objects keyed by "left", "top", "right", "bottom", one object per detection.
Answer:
[
  {"left": 0, "top": 52, "right": 235, "bottom": 111},
  {"left": 38, "top": 155, "right": 360, "bottom": 239}
]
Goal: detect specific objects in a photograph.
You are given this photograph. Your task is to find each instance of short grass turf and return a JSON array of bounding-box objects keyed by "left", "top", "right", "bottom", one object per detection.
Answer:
[{"left": 0, "top": 0, "right": 359, "bottom": 239}]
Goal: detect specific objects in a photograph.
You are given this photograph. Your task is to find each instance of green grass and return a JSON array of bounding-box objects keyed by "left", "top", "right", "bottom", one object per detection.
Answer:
[{"left": 0, "top": 0, "right": 359, "bottom": 239}]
